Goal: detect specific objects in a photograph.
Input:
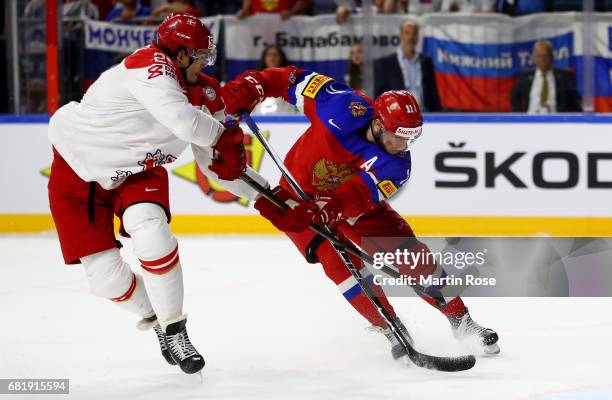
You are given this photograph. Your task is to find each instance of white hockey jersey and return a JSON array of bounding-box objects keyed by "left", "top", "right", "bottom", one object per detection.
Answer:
[{"left": 48, "top": 45, "right": 225, "bottom": 190}]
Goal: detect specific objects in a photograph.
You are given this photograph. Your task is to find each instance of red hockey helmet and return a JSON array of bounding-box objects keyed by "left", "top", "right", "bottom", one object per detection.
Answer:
[
  {"left": 156, "top": 13, "right": 216, "bottom": 65},
  {"left": 373, "top": 90, "right": 423, "bottom": 148}
]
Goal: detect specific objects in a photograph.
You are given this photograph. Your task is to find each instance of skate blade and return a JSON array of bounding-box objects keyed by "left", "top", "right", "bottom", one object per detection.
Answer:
[
  {"left": 400, "top": 355, "right": 411, "bottom": 366},
  {"left": 482, "top": 343, "right": 500, "bottom": 356},
  {"left": 456, "top": 335, "right": 500, "bottom": 357},
  {"left": 177, "top": 370, "right": 204, "bottom": 384}
]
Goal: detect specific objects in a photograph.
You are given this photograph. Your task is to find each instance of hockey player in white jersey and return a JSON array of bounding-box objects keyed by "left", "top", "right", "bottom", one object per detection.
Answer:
[{"left": 47, "top": 13, "right": 251, "bottom": 375}]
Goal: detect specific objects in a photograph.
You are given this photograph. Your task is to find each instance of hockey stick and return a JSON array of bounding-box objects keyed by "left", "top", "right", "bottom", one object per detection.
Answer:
[
  {"left": 240, "top": 173, "right": 477, "bottom": 302},
  {"left": 240, "top": 173, "right": 476, "bottom": 372},
  {"left": 243, "top": 174, "right": 433, "bottom": 295},
  {"left": 239, "top": 113, "right": 476, "bottom": 372}
]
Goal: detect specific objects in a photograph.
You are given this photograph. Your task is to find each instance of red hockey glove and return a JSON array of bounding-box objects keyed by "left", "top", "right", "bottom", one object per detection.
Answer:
[
  {"left": 254, "top": 186, "right": 315, "bottom": 233},
  {"left": 208, "top": 123, "right": 246, "bottom": 181},
  {"left": 221, "top": 71, "right": 266, "bottom": 115},
  {"left": 186, "top": 85, "right": 206, "bottom": 107},
  {"left": 311, "top": 194, "right": 344, "bottom": 228}
]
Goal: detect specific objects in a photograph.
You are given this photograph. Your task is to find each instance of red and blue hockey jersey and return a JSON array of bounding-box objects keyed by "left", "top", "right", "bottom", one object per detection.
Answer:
[{"left": 247, "top": 67, "right": 412, "bottom": 218}]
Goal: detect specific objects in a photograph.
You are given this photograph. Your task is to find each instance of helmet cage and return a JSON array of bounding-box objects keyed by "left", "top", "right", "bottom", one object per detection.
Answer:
[{"left": 190, "top": 36, "right": 217, "bottom": 66}]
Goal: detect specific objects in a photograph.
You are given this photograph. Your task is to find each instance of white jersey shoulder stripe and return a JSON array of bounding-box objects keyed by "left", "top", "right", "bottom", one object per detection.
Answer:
[{"left": 293, "top": 72, "right": 318, "bottom": 113}]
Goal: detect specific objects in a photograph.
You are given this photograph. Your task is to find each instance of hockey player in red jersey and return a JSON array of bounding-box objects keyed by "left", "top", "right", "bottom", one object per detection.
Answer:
[
  {"left": 221, "top": 67, "right": 500, "bottom": 358},
  {"left": 47, "top": 14, "right": 257, "bottom": 374}
]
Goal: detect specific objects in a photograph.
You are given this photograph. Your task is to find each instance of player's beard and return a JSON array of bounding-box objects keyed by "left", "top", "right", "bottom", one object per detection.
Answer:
[
  {"left": 371, "top": 120, "right": 383, "bottom": 145},
  {"left": 372, "top": 121, "right": 407, "bottom": 157},
  {"left": 183, "top": 65, "right": 198, "bottom": 85}
]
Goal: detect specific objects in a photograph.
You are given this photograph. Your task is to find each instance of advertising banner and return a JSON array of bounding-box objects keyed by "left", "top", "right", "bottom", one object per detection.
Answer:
[{"left": 2, "top": 120, "right": 610, "bottom": 219}]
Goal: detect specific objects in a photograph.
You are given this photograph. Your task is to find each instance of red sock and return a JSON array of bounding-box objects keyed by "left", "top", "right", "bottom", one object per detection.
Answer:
[
  {"left": 441, "top": 296, "right": 467, "bottom": 318},
  {"left": 346, "top": 279, "right": 397, "bottom": 328},
  {"left": 348, "top": 292, "right": 396, "bottom": 328},
  {"left": 420, "top": 294, "right": 466, "bottom": 318},
  {"left": 318, "top": 242, "right": 397, "bottom": 329}
]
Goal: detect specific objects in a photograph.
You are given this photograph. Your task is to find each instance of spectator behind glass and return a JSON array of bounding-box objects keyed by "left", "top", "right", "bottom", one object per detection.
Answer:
[
  {"left": 63, "top": 0, "right": 100, "bottom": 19},
  {"left": 336, "top": 1, "right": 391, "bottom": 24},
  {"left": 252, "top": 45, "right": 299, "bottom": 115},
  {"left": 152, "top": 0, "right": 203, "bottom": 18},
  {"left": 510, "top": 40, "right": 582, "bottom": 114},
  {"left": 198, "top": 0, "right": 242, "bottom": 15},
  {"left": 378, "top": 0, "right": 409, "bottom": 13},
  {"left": 346, "top": 41, "right": 364, "bottom": 90},
  {"left": 237, "top": 0, "right": 311, "bottom": 20},
  {"left": 373, "top": 20, "right": 441, "bottom": 111},
  {"left": 106, "top": 0, "right": 151, "bottom": 22},
  {"left": 441, "top": 0, "right": 496, "bottom": 12},
  {"left": 258, "top": 44, "right": 289, "bottom": 70},
  {"left": 92, "top": 0, "right": 115, "bottom": 20}
]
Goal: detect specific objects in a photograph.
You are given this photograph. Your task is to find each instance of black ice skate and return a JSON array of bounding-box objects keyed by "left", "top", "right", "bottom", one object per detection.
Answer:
[
  {"left": 136, "top": 314, "right": 176, "bottom": 366},
  {"left": 154, "top": 324, "right": 177, "bottom": 366},
  {"left": 447, "top": 308, "right": 500, "bottom": 355},
  {"left": 377, "top": 318, "right": 414, "bottom": 360},
  {"left": 164, "top": 317, "right": 205, "bottom": 374}
]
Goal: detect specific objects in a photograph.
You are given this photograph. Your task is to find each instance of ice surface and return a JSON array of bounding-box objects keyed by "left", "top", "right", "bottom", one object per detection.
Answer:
[{"left": 1, "top": 235, "right": 611, "bottom": 400}]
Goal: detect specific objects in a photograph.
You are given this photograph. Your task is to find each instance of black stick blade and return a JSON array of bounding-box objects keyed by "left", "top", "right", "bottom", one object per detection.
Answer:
[{"left": 408, "top": 348, "right": 476, "bottom": 372}]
